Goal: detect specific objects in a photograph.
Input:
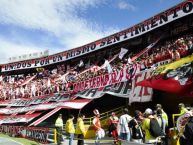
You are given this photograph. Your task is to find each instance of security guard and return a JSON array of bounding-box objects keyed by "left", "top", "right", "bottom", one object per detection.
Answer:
[
  {"left": 75, "top": 114, "right": 86, "bottom": 145},
  {"left": 66, "top": 115, "right": 75, "bottom": 145},
  {"left": 55, "top": 114, "right": 63, "bottom": 145},
  {"left": 179, "top": 103, "right": 188, "bottom": 115}
]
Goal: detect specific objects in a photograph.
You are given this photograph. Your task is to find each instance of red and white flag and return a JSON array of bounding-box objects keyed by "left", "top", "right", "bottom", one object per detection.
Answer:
[
  {"left": 21, "top": 75, "right": 36, "bottom": 86},
  {"left": 131, "top": 38, "right": 160, "bottom": 61}
]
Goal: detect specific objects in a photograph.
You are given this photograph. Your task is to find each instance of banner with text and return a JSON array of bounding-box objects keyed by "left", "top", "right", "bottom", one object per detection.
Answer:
[
  {"left": 0, "top": 125, "right": 49, "bottom": 144},
  {"left": 75, "top": 69, "right": 153, "bottom": 104},
  {"left": 0, "top": 99, "right": 91, "bottom": 115},
  {"left": 2, "top": 0, "right": 193, "bottom": 72}
]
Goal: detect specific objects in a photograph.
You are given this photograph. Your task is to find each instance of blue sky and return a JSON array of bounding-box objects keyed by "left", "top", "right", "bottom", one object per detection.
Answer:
[{"left": 0, "top": 0, "right": 182, "bottom": 63}]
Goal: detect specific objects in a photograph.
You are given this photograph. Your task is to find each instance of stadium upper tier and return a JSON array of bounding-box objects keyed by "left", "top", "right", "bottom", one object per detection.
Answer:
[{"left": 1, "top": 0, "right": 193, "bottom": 73}]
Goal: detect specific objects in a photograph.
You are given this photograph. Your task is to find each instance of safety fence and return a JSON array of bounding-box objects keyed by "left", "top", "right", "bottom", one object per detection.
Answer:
[{"left": 84, "top": 106, "right": 125, "bottom": 125}]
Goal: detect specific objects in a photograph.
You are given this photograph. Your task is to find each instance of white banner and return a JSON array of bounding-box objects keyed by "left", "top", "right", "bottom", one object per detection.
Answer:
[
  {"left": 119, "top": 48, "right": 128, "bottom": 59},
  {"left": 0, "top": 113, "right": 41, "bottom": 124},
  {"left": 0, "top": 99, "right": 91, "bottom": 115},
  {"left": 75, "top": 70, "right": 153, "bottom": 104}
]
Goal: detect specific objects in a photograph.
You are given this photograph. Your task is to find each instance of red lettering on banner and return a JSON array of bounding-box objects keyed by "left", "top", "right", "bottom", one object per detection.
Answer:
[
  {"left": 92, "top": 77, "right": 95, "bottom": 88},
  {"left": 126, "top": 67, "right": 131, "bottom": 80},
  {"left": 81, "top": 81, "right": 85, "bottom": 90},
  {"left": 111, "top": 72, "right": 117, "bottom": 84},
  {"left": 133, "top": 73, "right": 142, "bottom": 97},
  {"left": 85, "top": 80, "right": 90, "bottom": 89},
  {"left": 100, "top": 75, "right": 105, "bottom": 86},
  {"left": 73, "top": 83, "right": 77, "bottom": 92},
  {"left": 96, "top": 76, "right": 101, "bottom": 88},
  {"left": 138, "top": 86, "right": 143, "bottom": 97},
  {"left": 89, "top": 79, "right": 93, "bottom": 88},
  {"left": 118, "top": 69, "right": 124, "bottom": 82},
  {"left": 142, "top": 72, "right": 151, "bottom": 96},
  {"left": 76, "top": 82, "right": 80, "bottom": 92},
  {"left": 105, "top": 74, "right": 109, "bottom": 85}
]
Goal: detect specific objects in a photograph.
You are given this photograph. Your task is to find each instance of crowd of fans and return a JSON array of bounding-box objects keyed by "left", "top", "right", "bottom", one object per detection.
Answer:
[
  {"left": 0, "top": 34, "right": 192, "bottom": 101},
  {"left": 105, "top": 103, "right": 193, "bottom": 144}
]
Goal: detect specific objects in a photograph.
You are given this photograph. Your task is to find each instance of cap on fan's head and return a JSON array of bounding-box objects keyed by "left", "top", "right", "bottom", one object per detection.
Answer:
[
  {"left": 156, "top": 104, "right": 162, "bottom": 109},
  {"left": 93, "top": 109, "right": 100, "bottom": 115},
  {"left": 111, "top": 112, "right": 115, "bottom": 116},
  {"left": 179, "top": 103, "right": 185, "bottom": 108},
  {"left": 144, "top": 108, "right": 153, "bottom": 115},
  {"left": 134, "top": 110, "right": 141, "bottom": 118}
]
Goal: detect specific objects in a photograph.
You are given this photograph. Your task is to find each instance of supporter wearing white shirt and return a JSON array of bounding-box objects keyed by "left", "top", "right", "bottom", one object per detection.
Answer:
[
  {"left": 16, "top": 87, "right": 19, "bottom": 98},
  {"left": 128, "top": 57, "right": 132, "bottom": 64},
  {"left": 31, "top": 82, "right": 36, "bottom": 97},
  {"left": 119, "top": 108, "right": 132, "bottom": 141},
  {"left": 20, "top": 86, "right": 25, "bottom": 97}
]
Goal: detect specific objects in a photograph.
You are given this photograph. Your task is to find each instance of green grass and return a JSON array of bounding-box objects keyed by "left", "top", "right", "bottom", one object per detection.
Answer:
[{"left": 0, "top": 133, "right": 40, "bottom": 145}]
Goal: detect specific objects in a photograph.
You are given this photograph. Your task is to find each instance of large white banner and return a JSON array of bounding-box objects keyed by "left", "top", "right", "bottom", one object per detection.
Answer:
[
  {"left": 0, "top": 113, "right": 41, "bottom": 124},
  {"left": 75, "top": 70, "right": 153, "bottom": 104},
  {"left": 0, "top": 99, "right": 91, "bottom": 115}
]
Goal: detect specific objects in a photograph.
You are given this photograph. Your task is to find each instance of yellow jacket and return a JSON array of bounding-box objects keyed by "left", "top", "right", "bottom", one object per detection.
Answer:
[
  {"left": 75, "top": 117, "right": 86, "bottom": 135},
  {"left": 142, "top": 117, "right": 156, "bottom": 143},
  {"left": 55, "top": 117, "right": 63, "bottom": 129},
  {"left": 65, "top": 119, "right": 75, "bottom": 134},
  {"left": 162, "top": 110, "right": 168, "bottom": 126},
  {"left": 180, "top": 107, "right": 188, "bottom": 115}
]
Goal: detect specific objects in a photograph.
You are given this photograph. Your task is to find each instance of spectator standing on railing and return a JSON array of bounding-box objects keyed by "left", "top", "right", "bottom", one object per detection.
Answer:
[
  {"left": 55, "top": 114, "right": 64, "bottom": 145},
  {"left": 75, "top": 114, "right": 86, "bottom": 145},
  {"left": 66, "top": 115, "right": 75, "bottom": 145}
]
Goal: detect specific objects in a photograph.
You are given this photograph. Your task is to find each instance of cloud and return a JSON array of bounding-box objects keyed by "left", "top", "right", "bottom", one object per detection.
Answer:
[
  {"left": 0, "top": 0, "right": 119, "bottom": 63},
  {"left": 0, "top": 38, "right": 46, "bottom": 63},
  {"left": 117, "top": 1, "right": 137, "bottom": 11}
]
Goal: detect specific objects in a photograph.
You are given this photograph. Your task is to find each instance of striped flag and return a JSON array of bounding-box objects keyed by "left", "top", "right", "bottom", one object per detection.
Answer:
[{"left": 131, "top": 38, "right": 160, "bottom": 61}]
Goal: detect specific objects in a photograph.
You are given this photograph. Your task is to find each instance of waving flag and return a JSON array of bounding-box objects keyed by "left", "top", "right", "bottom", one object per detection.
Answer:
[
  {"left": 78, "top": 60, "right": 84, "bottom": 67},
  {"left": 137, "top": 55, "right": 193, "bottom": 95},
  {"left": 21, "top": 75, "right": 36, "bottom": 86},
  {"left": 103, "top": 59, "right": 113, "bottom": 73},
  {"left": 119, "top": 48, "right": 128, "bottom": 59},
  {"left": 131, "top": 38, "right": 160, "bottom": 61}
]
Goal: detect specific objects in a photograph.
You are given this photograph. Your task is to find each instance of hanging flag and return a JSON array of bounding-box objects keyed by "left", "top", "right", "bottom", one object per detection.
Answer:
[
  {"left": 103, "top": 59, "right": 113, "bottom": 73},
  {"left": 51, "top": 69, "right": 57, "bottom": 74},
  {"left": 131, "top": 38, "right": 160, "bottom": 61},
  {"left": 137, "top": 56, "right": 193, "bottom": 94},
  {"left": 119, "top": 48, "right": 128, "bottom": 59},
  {"left": 78, "top": 60, "right": 84, "bottom": 67},
  {"left": 20, "top": 75, "right": 36, "bottom": 86}
]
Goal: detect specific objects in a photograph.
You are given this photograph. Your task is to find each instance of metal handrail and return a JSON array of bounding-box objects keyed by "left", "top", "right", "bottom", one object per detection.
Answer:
[{"left": 84, "top": 106, "right": 125, "bottom": 125}]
